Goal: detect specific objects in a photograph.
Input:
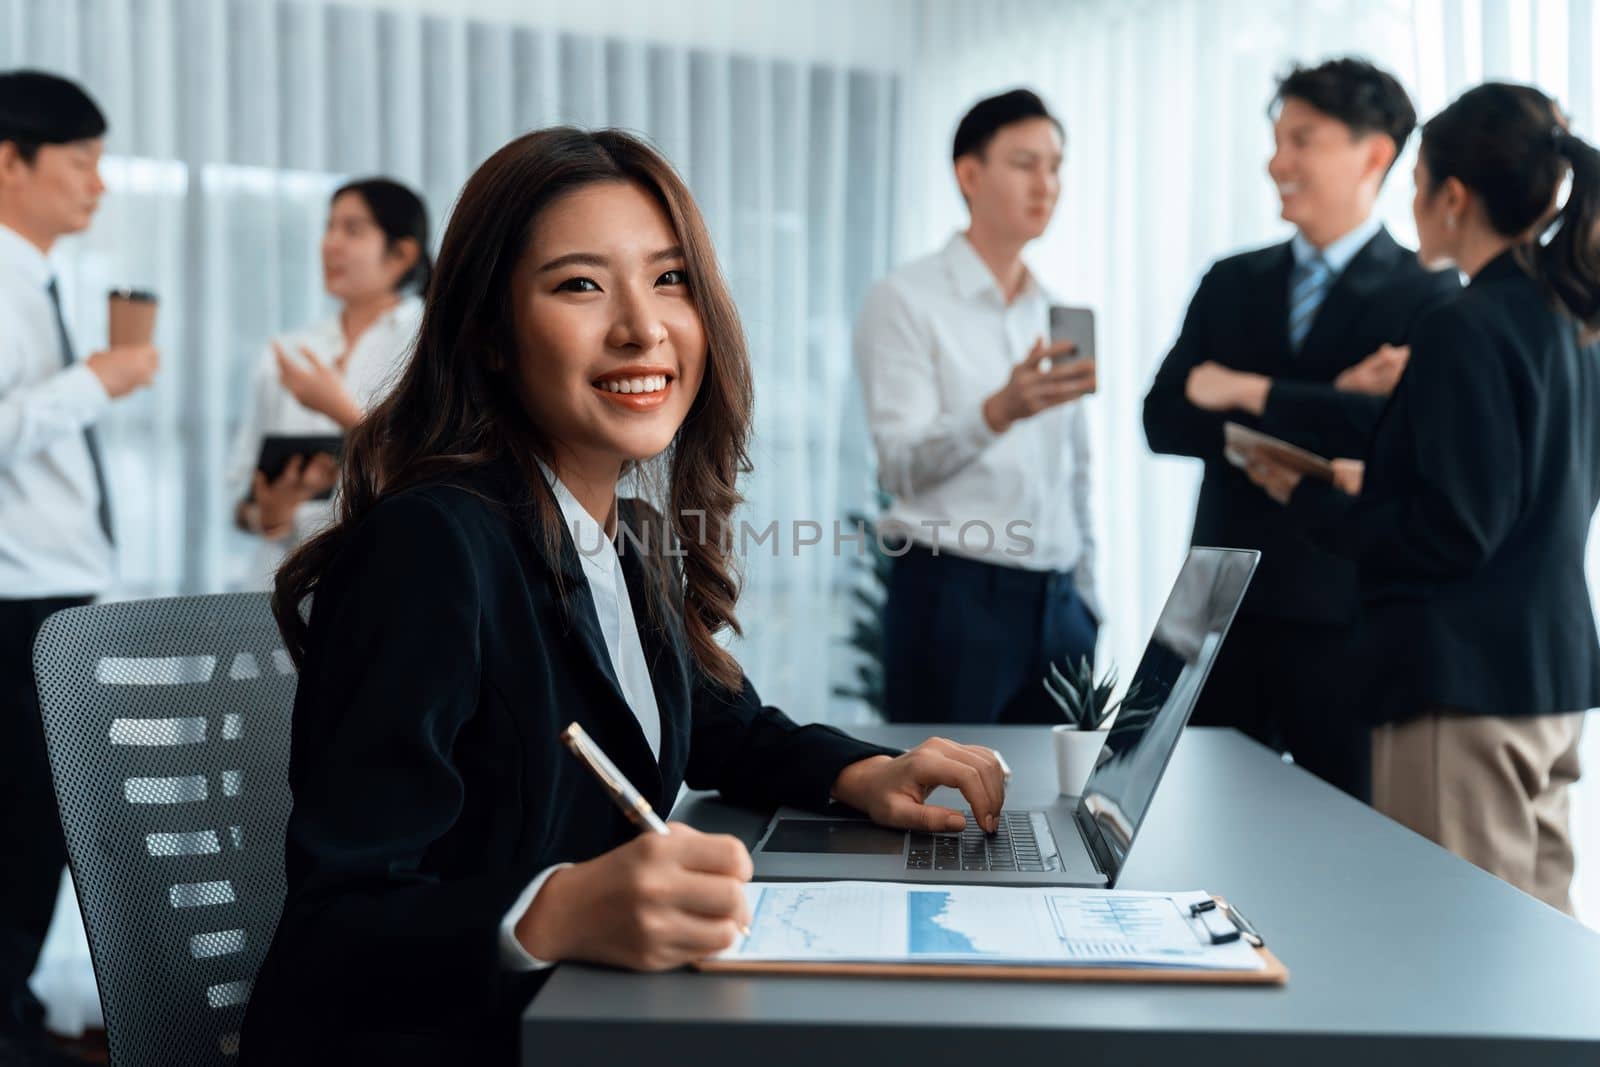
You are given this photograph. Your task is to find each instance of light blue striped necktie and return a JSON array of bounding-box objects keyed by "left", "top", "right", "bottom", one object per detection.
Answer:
[{"left": 1287, "top": 254, "right": 1332, "bottom": 354}]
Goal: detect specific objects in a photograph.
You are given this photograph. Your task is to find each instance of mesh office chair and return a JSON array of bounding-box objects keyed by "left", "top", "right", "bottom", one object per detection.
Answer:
[{"left": 32, "top": 594, "right": 296, "bottom": 1067}]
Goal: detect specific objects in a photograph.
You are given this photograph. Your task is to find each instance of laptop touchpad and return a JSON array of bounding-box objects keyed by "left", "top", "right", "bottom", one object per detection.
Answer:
[{"left": 762, "top": 819, "right": 905, "bottom": 854}]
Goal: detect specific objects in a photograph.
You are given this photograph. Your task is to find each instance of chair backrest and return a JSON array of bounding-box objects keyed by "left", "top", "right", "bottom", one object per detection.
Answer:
[{"left": 32, "top": 594, "right": 296, "bottom": 1067}]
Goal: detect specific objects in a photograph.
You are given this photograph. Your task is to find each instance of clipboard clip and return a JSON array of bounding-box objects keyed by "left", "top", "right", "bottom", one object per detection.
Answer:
[{"left": 1192, "top": 897, "right": 1264, "bottom": 948}]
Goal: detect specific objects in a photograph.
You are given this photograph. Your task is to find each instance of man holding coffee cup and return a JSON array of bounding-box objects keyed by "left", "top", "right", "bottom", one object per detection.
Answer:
[
  {"left": 109, "top": 288, "right": 159, "bottom": 350},
  {"left": 0, "top": 69, "right": 159, "bottom": 1047}
]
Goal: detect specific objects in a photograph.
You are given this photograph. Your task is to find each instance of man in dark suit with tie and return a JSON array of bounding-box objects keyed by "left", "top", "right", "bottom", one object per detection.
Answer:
[{"left": 1142, "top": 58, "right": 1458, "bottom": 801}]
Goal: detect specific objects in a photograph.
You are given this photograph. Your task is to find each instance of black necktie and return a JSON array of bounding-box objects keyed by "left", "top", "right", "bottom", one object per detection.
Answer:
[{"left": 45, "top": 278, "right": 115, "bottom": 544}]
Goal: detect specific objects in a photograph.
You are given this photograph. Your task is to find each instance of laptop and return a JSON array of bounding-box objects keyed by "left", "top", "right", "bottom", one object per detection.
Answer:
[{"left": 751, "top": 546, "right": 1260, "bottom": 888}]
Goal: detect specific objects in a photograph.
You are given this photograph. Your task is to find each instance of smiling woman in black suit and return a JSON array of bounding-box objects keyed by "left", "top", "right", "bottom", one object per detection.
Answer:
[
  {"left": 1245, "top": 83, "right": 1600, "bottom": 914},
  {"left": 238, "top": 128, "right": 1007, "bottom": 1065}
]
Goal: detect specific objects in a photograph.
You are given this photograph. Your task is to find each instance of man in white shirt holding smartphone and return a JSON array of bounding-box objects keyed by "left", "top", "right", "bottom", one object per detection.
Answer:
[
  {"left": 855, "top": 89, "right": 1099, "bottom": 725},
  {"left": 0, "top": 70, "right": 158, "bottom": 1048}
]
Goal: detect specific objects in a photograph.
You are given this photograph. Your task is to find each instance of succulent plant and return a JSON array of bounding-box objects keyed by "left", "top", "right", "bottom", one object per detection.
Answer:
[{"left": 1043, "top": 656, "right": 1139, "bottom": 731}]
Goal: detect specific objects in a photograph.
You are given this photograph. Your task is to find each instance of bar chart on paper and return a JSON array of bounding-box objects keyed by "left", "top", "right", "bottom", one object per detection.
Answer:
[{"left": 721, "top": 882, "right": 1266, "bottom": 971}]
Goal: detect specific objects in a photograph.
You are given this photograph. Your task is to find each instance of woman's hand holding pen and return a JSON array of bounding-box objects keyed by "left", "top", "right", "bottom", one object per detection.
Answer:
[
  {"left": 515, "top": 823, "right": 754, "bottom": 972},
  {"left": 829, "top": 737, "right": 1009, "bottom": 834}
]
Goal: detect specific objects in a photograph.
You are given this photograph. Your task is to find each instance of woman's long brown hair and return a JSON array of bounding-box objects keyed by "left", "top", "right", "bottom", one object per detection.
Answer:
[{"left": 272, "top": 128, "right": 753, "bottom": 692}]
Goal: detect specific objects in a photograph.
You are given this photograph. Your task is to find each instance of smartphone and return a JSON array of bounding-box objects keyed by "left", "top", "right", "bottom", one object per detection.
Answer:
[{"left": 1048, "top": 305, "right": 1096, "bottom": 363}]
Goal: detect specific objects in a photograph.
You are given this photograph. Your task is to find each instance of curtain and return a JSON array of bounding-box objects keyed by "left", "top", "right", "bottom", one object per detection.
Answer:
[
  {"left": 901, "top": 0, "right": 1600, "bottom": 922},
  {"left": 9, "top": 0, "right": 1599, "bottom": 1035},
  {"left": 1, "top": 0, "right": 907, "bottom": 1032},
  {"left": 0, "top": 0, "right": 905, "bottom": 709}
]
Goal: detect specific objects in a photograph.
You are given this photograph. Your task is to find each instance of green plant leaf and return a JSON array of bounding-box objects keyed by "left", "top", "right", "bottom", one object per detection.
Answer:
[
  {"left": 1045, "top": 661, "right": 1090, "bottom": 727},
  {"left": 1042, "top": 656, "right": 1144, "bottom": 730},
  {"left": 1042, "top": 677, "right": 1078, "bottom": 725}
]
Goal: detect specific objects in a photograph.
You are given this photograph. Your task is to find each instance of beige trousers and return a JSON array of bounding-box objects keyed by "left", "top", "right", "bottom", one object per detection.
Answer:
[{"left": 1371, "top": 711, "right": 1585, "bottom": 914}]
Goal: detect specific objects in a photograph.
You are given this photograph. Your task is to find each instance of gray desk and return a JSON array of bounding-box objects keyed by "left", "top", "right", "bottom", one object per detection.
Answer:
[{"left": 523, "top": 726, "right": 1600, "bottom": 1066}]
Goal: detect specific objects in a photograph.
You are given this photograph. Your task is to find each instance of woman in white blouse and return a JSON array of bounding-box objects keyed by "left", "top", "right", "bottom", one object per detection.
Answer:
[{"left": 228, "top": 178, "right": 430, "bottom": 586}]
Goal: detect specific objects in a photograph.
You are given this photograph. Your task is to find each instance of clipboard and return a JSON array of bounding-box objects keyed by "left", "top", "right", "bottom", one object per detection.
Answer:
[
  {"left": 1223, "top": 421, "right": 1334, "bottom": 482},
  {"left": 696, "top": 890, "right": 1287, "bottom": 986}
]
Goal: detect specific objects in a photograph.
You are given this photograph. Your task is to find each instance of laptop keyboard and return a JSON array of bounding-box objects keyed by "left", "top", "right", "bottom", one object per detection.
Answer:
[{"left": 905, "top": 811, "right": 1048, "bottom": 872}]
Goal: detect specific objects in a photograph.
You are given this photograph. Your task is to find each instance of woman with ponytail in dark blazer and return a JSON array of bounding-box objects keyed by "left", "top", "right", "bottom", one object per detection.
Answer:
[
  {"left": 238, "top": 128, "right": 1008, "bottom": 1065},
  {"left": 1245, "top": 83, "right": 1600, "bottom": 913}
]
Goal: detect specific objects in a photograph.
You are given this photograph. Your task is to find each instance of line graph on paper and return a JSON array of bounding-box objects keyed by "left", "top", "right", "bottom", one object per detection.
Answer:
[
  {"left": 747, "top": 887, "right": 823, "bottom": 952},
  {"left": 738, "top": 884, "right": 888, "bottom": 957},
  {"left": 1045, "top": 894, "right": 1207, "bottom": 959}
]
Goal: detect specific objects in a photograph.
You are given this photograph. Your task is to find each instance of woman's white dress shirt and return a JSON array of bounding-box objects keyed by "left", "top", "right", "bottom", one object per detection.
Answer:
[
  {"left": 225, "top": 296, "right": 422, "bottom": 588},
  {"left": 497, "top": 465, "right": 663, "bottom": 971}
]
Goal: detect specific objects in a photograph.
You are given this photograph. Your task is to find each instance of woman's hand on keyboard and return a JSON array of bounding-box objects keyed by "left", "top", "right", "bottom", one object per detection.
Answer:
[{"left": 829, "top": 738, "right": 1008, "bottom": 834}]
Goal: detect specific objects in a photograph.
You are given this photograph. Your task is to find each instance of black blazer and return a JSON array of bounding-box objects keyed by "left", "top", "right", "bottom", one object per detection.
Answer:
[
  {"left": 1143, "top": 228, "right": 1460, "bottom": 623},
  {"left": 239, "top": 462, "right": 893, "bottom": 1064},
  {"left": 1292, "top": 251, "right": 1600, "bottom": 724}
]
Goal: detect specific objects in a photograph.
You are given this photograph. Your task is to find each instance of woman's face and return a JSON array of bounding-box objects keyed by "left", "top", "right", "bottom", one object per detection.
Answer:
[
  {"left": 511, "top": 180, "right": 707, "bottom": 478},
  {"left": 321, "top": 191, "right": 411, "bottom": 303}
]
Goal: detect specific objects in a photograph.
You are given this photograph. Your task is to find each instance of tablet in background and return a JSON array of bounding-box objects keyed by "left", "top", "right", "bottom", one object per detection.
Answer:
[
  {"left": 1222, "top": 422, "right": 1334, "bottom": 482},
  {"left": 255, "top": 434, "right": 344, "bottom": 501}
]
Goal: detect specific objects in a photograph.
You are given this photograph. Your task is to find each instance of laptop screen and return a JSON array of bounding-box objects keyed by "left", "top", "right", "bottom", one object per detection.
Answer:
[{"left": 1077, "top": 547, "right": 1259, "bottom": 878}]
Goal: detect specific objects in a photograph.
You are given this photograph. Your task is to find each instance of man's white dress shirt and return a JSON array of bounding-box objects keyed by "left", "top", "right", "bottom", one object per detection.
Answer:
[
  {"left": 855, "top": 232, "right": 1098, "bottom": 615},
  {"left": 0, "top": 222, "right": 114, "bottom": 598}
]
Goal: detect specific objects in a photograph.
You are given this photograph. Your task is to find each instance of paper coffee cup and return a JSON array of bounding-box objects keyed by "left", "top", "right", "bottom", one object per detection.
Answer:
[{"left": 108, "top": 289, "right": 158, "bottom": 347}]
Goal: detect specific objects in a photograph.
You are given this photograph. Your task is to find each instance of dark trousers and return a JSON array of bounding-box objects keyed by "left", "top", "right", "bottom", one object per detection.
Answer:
[
  {"left": 882, "top": 545, "right": 1098, "bottom": 725},
  {"left": 0, "top": 596, "right": 87, "bottom": 1036},
  {"left": 1188, "top": 614, "right": 1370, "bottom": 802}
]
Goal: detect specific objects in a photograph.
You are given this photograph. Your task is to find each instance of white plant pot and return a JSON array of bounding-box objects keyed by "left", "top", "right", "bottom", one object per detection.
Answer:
[{"left": 1052, "top": 725, "right": 1108, "bottom": 797}]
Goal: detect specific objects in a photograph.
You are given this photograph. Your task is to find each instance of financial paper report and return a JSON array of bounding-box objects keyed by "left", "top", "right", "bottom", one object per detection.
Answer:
[{"left": 716, "top": 881, "right": 1265, "bottom": 971}]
